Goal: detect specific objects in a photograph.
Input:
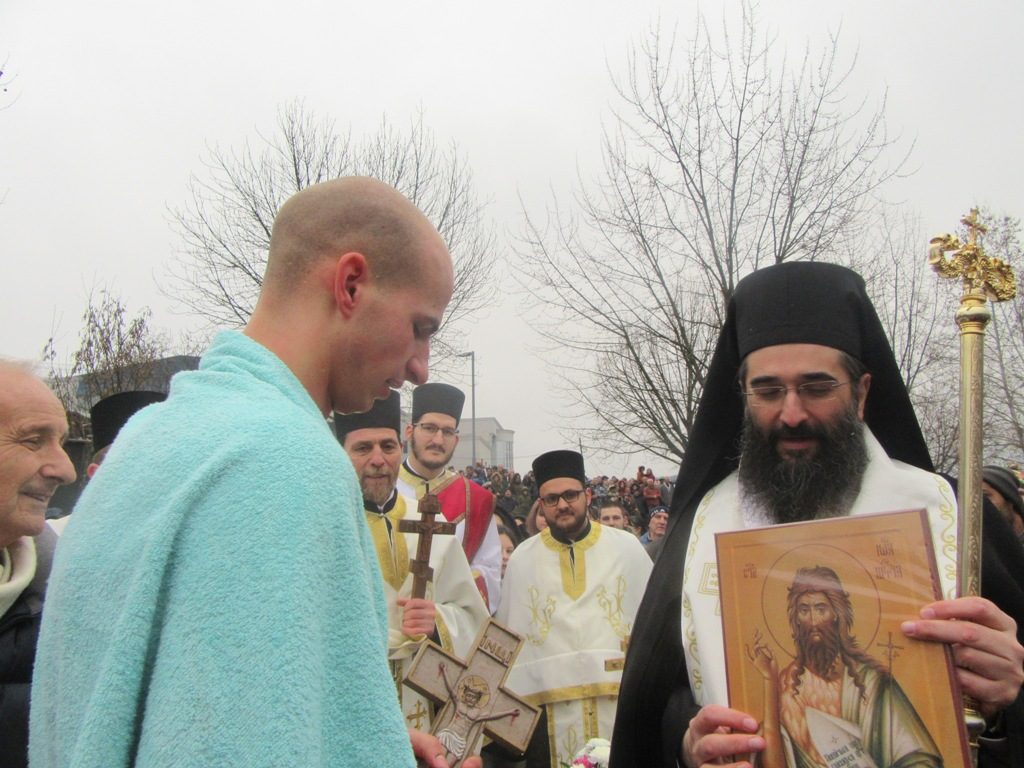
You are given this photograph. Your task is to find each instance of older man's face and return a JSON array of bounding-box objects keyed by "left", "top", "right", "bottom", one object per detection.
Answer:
[
  {"left": 343, "top": 427, "right": 403, "bottom": 507},
  {"left": 0, "top": 370, "right": 76, "bottom": 548},
  {"left": 648, "top": 511, "right": 668, "bottom": 539}
]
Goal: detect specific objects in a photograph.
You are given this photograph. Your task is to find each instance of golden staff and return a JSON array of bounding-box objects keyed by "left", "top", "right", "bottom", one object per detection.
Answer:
[{"left": 929, "top": 208, "right": 1017, "bottom": 762}]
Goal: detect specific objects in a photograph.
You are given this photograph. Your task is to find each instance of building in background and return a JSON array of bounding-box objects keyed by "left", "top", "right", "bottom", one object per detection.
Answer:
[{"left": 448, "top": 416, "right": 514, "bottom": 471}]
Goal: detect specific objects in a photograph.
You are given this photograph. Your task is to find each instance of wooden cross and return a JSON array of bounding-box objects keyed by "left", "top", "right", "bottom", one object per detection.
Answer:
[
  {"left": 405, "top": 618, "right": 541, "bottom": 768},
  {"left": 398, "top": 492, "right": 456, "bottom": 599}
]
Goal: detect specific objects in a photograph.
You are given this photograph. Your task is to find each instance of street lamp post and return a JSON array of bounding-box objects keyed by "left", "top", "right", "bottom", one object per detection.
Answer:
[{"left": 457, "top": 351, "right": 477, "bottom": 466}]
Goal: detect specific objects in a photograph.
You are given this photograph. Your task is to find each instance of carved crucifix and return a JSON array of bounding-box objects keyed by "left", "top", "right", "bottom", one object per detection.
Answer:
[
  {"left": 405, "top": 619, "right": 541, "bottom": 768},
  {"left": 398, "top": 492, "right": 456, "bottom": 599}
]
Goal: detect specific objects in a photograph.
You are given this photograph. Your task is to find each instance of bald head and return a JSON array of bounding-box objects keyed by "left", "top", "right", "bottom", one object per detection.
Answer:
[
  {"left": 245, "top": 177, "right": 454, "bottom": 416},
  {"left": 264, "top": 177, "right": 445, "bottom": 292}
]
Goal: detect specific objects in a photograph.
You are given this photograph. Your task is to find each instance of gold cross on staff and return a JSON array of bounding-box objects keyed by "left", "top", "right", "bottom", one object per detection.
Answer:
[
  {"left": 928, "top": 207, "right": 1017, "bottom": 301},
  {"left": 405, "top": 619, "right": 541, "bottom": 768},
  {"left": 398, "top": 492, "right": 456, "bottom": 599},
  {"left": 604, "top": 635, "right": 630, "bottom": 672}
]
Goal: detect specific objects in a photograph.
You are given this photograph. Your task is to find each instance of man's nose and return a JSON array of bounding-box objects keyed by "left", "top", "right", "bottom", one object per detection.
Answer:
[
  {"left": 43, "top": 444, "right": 77, "bottom": 486},
  {"left": 406, "top": 345, "right": 430, "bottom": 387},
  {"left": 778, "top": 389, "right": 810, "bottom": 427}
]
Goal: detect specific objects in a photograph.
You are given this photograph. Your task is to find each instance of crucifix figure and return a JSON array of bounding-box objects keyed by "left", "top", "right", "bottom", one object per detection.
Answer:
[
  {"left": 405, "top": 619, "right": 541, "bottom": 768},
  {"left": 398, "top": 491, "right": 456, "bottom": 599}
]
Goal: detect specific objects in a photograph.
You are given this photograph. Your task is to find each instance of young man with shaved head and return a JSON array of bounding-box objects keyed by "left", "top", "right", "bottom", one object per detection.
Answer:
[
  {"left": 31, "top": 178, "right": 478, "bottom": 768},
  {"left": 0, "top": 362, "right": 76, "bottom": 768}
]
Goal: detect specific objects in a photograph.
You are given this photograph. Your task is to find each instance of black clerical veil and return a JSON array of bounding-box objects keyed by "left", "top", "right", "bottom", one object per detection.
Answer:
[{"left": 610, "top": 261, "right": 937, "bottom": 768}]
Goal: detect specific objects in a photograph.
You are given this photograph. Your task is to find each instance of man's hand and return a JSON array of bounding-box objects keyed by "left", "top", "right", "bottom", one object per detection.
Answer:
[
  {"left": 901, "top": 596, "right": 1024, "bottom": 719},
  {"left": 399, "top": 597, "right": 437, "bottom": 637},
  {"left": 746, "top": 629, "right": 778, "bottom": 681},
  {"left": 408, "top": 728, "right": 482, "bottom": 768},
  {"left": 680, "top": 704, "right": 765, "bottom": 768}
]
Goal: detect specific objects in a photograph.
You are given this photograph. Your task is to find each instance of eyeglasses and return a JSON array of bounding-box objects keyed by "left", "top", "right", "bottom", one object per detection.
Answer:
[
  {"left": 743, "top": 380, "right": 852, "bottom": 407},
  {"left": 540, "top": 489, "right": 584, "bottom": 508},
  {"left": 414, "top": 422, "right": 459, "bottom": 438}
]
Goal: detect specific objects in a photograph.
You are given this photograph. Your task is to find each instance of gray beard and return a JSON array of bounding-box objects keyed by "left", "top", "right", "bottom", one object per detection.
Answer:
[{"left": 738, "top": 406, "right": 869, "bottom": 525}]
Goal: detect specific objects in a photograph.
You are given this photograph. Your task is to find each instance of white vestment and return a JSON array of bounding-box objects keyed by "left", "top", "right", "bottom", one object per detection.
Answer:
[
  {"left": 365, "top": 493, "right": 489, "bottom": 730},
  {"left": 681, "top": 428, "right": 958, "bottom": 707},
  {"left": 497, "top": 524, "right": 653, "bottom": 767}
]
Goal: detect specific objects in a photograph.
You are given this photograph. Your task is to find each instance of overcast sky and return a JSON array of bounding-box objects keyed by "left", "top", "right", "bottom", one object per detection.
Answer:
[{"left": 3, "top": 1, "right": 1022, "bottom": 477}]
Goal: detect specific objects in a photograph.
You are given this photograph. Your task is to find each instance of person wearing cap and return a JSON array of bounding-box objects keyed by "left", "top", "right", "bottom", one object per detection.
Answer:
[
  {"left": 639, "top": 506, "right": 668, "bottom": 556},
  {"left": 31, "top": 178, "right": 471, "bottom": 768},
  {"left": 335, "top": 391, "right": 487, "bottom": 733},
  {"left": 611, "top": 262, "right": 1024, "bottom": 768},
  {"left": 983, "top": 466, "right": 1024, "bottom": 544},
  {"left": 85, "top": 390, "right": 166, "bottom": 478},
  {"left": 494, "top": 450, "right": 651, "bottom": 767},
  {"left": 0, "top": 361, "right": 77, "bottom": 768},
  {"left": 397, "top": 383, "right": 502, "bottom": 613}
]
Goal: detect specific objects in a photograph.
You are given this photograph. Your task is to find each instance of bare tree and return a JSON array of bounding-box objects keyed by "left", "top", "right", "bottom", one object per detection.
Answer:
[
  {"left": 516, "top": 3, "right": 908, "bottom": 462},
  {"left": 167, "top": 103, "right": 496, "bottom": 362},
  {"left": 845, "top": 211, "right": 962, "bottom": 472},
  {"left": 42, "top": 289, "right": 170, "bottom": 438},
  {"left": 980, "top": 211, "right": 1024, "bottom": 464}
]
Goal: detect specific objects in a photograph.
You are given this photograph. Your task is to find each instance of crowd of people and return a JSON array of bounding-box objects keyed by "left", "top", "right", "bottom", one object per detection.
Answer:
[
  {"left": 469, "top": 461, "right": 676, "bottom": 556},
  {"left": 3, "top": 179, "right": 1024, "bottom": 768}
]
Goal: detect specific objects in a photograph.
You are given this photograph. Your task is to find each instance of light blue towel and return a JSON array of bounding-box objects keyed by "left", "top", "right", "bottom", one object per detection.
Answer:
[{"left": 31, "top": 331, "right": 414, "bottom": 767}]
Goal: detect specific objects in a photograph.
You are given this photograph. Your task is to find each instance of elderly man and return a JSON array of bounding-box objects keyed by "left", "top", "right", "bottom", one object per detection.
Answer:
[
  {"left": 31, "top": 178, "right": 476, "bottom": 768},
  {"left": 397, "top": 383, "right": 501, "bottom": 612},
  {"left": 0, "top": 362, "right": 76, "bottom": 768},
  {"left": 496, "top": 450, "right": 652, "bottom": 767},
  {"left": 335, "top": 391, "right": 487, "bottom": 734},
  {"left": 613, "top": 262, "right": 1024, "bottom": 768},
  {"left": 640, "top": 506, "right": 669, "bottom": 558}
]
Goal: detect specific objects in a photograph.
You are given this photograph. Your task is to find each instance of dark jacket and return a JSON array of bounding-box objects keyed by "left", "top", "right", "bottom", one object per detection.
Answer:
[{"left": 0, "top": 526, "right": 57, "bottom": 768}]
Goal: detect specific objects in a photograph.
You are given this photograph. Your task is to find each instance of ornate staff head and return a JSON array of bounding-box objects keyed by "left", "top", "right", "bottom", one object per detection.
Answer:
[{"left": 928, "top": 208, "right": 1016, "bottom": 301}]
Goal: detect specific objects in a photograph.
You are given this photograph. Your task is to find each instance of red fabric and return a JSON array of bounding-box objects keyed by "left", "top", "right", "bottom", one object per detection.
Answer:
[{"left": 435, "top": 477, "right": 495, "bottom": 564}]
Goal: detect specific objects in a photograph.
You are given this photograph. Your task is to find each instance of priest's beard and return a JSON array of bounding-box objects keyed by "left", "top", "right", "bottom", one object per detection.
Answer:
[
  {"left": 738, "top": 404, "right": 869, "bottom": 524},
  {"left": 794, "top": 620, "right": 842, "bottom": 680}
]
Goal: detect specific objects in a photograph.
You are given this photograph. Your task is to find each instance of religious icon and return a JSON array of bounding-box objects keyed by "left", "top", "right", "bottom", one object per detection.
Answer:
[
  {"left": 405, "top": 619, "right": 541, "bottom": 768},
  {"left": 716, "top": 510, "right": 970, "bottom": 768},
  {"left": 434, "top": 664, "right": 521, "bottom": 763}
]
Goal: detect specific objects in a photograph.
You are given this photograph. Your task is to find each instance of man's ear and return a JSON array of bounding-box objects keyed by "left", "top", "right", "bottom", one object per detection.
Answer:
[
  {"left": 333, "top": 252, "right": 370, "bottom": 318},
  {"left": 856, "top": 372, "right": 872, "bottom": 420},
  {"left": 404, "top": 422, "right": 415, "bottom": 442}
]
